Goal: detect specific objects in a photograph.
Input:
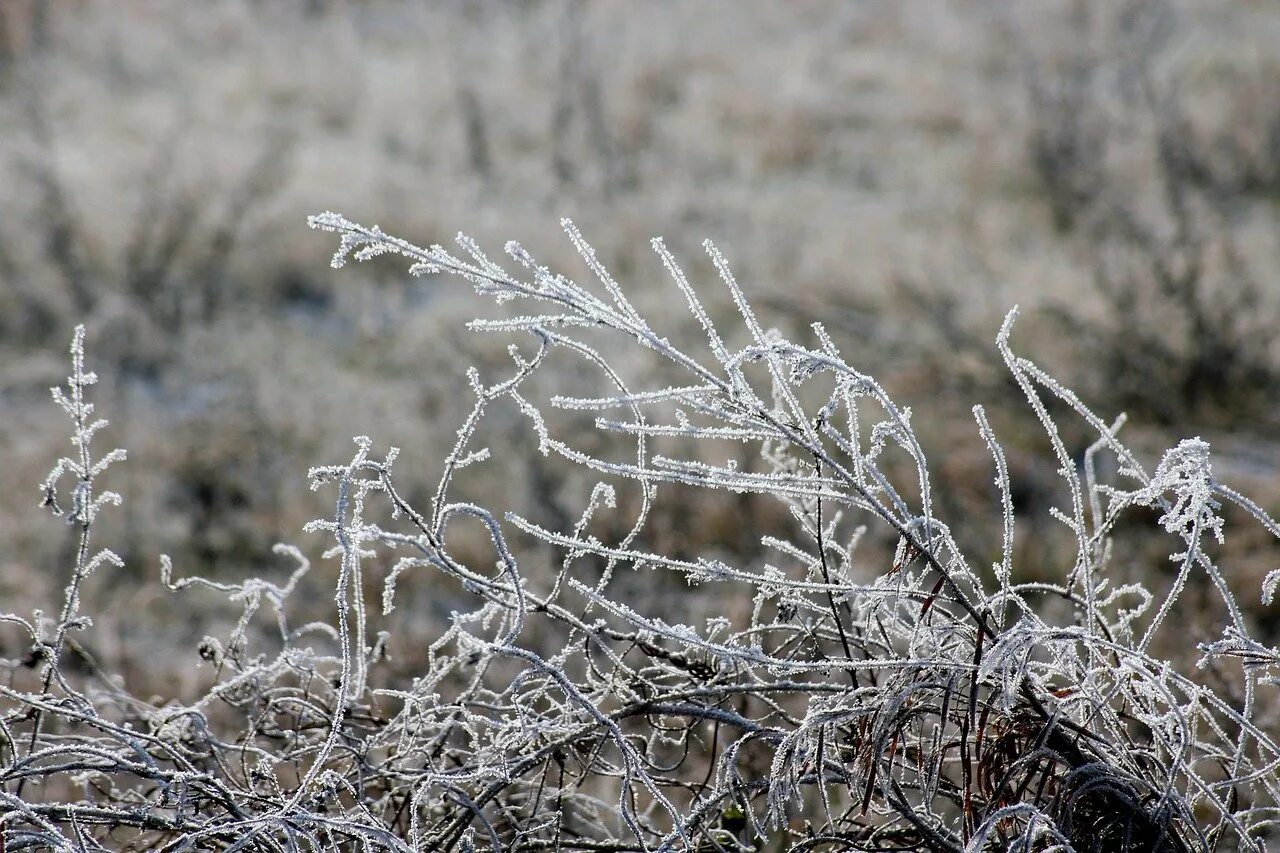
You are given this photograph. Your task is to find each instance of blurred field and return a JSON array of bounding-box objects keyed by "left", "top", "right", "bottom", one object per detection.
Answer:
[{"left": 3, "top": 0, "right": 1280, "bottom": 692}]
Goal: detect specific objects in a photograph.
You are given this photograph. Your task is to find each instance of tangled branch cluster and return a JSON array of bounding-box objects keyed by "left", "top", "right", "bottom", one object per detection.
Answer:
[{"left": 3, "top": 216, "right": 1280, "bottom": 851}]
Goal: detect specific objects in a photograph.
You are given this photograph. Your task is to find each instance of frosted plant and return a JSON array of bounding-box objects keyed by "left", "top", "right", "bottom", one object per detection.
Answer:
[{"left": 2, "top": 217, "right": 1279, "bottom": 851}]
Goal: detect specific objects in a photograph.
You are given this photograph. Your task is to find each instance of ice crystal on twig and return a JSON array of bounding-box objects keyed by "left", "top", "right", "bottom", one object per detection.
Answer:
[{"left": 4, "top": 221, "right": 1280, "bottom": 851}]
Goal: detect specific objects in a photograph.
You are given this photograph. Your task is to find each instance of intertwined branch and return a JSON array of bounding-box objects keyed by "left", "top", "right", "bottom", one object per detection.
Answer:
[{"left": 2, "top": 216, "right": 1278, "bottom": 852}]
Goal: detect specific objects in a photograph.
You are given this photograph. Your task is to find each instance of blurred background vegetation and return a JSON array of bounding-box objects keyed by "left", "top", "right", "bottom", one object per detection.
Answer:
[{"left": 3, "top": 0, "right": 1280, "bottom": 693}]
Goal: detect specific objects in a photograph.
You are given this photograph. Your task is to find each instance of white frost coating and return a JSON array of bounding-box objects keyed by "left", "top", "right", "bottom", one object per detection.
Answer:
[{"left": 5, "top": 222, "right": 1280, "bottom": 852}]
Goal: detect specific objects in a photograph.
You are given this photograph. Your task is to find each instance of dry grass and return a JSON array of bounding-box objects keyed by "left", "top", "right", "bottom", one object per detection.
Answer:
[{"left": 1, "top": 5, "right": 1280, "bottom": 823}]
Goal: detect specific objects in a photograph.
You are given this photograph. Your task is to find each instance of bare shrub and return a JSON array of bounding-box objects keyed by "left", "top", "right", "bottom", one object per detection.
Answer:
[
  {"left": 1019, "top": 1, "right": 1280, "bottom": 427},
  {"left": 3, "top": 218, "right": 1280, "bottom": 851}
]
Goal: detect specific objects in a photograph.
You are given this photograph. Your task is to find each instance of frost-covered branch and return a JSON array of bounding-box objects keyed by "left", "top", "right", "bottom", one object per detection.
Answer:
[{"left": 3, "top": 219, "right": 1279, "bottom": 852}]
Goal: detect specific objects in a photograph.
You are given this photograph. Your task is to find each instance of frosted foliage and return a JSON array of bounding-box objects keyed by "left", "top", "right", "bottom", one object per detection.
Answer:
[{"left": 2, "top": 218, "right": 1279, "bottom": 852}]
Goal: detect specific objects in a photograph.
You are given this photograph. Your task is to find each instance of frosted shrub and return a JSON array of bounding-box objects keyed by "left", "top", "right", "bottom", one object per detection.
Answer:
[{"left": 2, "top": 216, "right": 1279, "bottom": 851}]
